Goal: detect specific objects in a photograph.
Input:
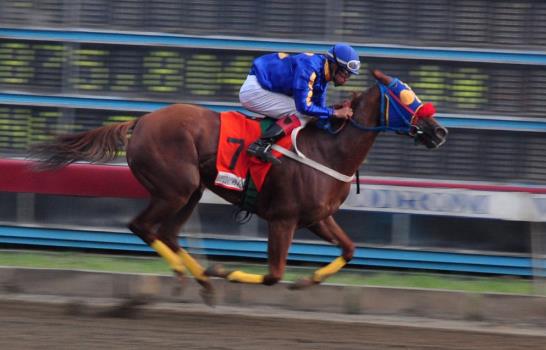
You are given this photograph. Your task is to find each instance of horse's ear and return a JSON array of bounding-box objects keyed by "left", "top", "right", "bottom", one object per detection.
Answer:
[{"left": 370, "top": 69, "right": 392, "bottom": 85}]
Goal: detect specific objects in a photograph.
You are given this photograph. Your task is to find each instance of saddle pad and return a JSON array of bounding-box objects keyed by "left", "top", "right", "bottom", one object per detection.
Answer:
[{"left": 215, "top": 111, "right": 293, "bottom": 192}]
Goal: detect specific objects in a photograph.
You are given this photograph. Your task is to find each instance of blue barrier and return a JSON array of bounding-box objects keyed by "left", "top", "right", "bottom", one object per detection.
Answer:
[
  {"left": 2, "top": 92, "right": 546, "bottom": 132},
  {"left": 2, "top": 28, "right": 546, "bottom": 65},
  {"left": 0, "top": 92, "right": 244, "bottom": 113},
  {"left": 0, "top": 225, "right": 535, "bottom": 276}
]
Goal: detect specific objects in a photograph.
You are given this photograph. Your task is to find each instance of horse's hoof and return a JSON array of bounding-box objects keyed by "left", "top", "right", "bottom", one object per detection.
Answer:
[
  {"left": 289, "top": 277, "right": 318, "bottom": 290},
  {"left": 172, "top": 271, "right": 189, "bottom": 296},
  {"left": 198, "top": 282, "right": 216, "bottom": 307},
  {"left": 204, "top": 263, "right": 229, "bottom": 278}
]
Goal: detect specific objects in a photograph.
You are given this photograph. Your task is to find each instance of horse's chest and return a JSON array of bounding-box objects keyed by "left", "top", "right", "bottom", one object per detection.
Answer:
[{"left": 306, "top": 184, "right": 350, "bottom": 216}]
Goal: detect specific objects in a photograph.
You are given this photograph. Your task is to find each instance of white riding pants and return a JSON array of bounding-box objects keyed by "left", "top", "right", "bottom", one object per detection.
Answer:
[{"left": 239, "top": 75, "right": 313, "bottom": 126}]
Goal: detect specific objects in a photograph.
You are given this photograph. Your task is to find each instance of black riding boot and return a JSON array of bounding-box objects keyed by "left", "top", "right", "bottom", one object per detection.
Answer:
[{"left": 247, "top": 122, "right": 286, "bottom": 165}]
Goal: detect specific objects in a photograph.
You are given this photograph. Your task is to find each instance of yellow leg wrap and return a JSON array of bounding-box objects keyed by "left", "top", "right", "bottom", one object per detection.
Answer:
[
  {"left": 178, "top": 249, "right": 207, "bottom": 281},
  {"left": 150, "top": 240, "right": 185, "bottom": 274},
  {"left": 227, "top": 270, "right": 264, "bottom": 284},
  {"left": 312, "top": 256, "right": 347, "bottom": 283}
]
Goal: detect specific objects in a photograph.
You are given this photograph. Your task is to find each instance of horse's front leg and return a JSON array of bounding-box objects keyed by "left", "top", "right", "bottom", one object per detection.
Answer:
[
  {"left": 291, "top": 215, "right": 355, "bottom": 289},
  {"left": 206, "top": 220, "right": 296, "bottom": 285}
]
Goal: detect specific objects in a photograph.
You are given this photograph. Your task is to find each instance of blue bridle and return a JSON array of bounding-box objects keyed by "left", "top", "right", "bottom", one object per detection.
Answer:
[
  {"left": 350, "top": 78, "right": 423, "bottom": 133},
  {"left": 321, "top": 78, "right": 423, "bottom": 134}
]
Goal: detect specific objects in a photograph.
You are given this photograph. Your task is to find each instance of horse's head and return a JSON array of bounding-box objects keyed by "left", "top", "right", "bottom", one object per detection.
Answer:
[{"left": 371, "top": 69, "right": 448, "bottom": 149}]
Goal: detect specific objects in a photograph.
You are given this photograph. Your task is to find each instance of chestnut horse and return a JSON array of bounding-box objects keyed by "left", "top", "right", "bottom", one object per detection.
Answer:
[{"left": 30, "top": 70, "right": 447, "bottom": 303}]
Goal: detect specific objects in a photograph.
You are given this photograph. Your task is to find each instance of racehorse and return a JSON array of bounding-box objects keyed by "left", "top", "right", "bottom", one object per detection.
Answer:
[{"left": 30, "top": 69, "right": 447, "bottom": 303}]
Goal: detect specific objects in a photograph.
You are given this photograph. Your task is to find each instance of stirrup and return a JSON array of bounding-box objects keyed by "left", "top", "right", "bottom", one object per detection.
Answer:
[{"left": 248, "top": 142, "right": 281, "bottom": 165}]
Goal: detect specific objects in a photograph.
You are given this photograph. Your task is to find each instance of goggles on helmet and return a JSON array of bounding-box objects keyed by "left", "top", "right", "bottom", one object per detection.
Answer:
[
  {"left": 339, "top": 59, "right": 360, "bottom": 76},
  {"left": 328, "top": 46, "right": 360, "bottom": 76}
]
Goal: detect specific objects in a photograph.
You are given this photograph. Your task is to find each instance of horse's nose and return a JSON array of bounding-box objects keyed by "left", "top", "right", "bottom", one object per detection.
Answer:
[
  {"left": 435, "top": 126, "right": 448, "bottom": 139},
  {"left": 434, "top": 126, "right": 448, "bottom": 147}
]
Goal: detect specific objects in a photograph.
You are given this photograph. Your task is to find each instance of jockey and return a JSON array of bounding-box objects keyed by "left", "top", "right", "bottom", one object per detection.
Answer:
[{"left": 239, "top": 43, "right": 360, "bottom": 164}]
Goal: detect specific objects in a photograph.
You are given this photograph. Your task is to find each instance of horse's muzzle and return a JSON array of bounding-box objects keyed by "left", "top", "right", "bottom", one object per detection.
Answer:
[
  {"left": 430, "top": 126, "right": 448, "bottom": 148},
  {"left": 414, "top": 125, "right": 448, "bottom": 149}
]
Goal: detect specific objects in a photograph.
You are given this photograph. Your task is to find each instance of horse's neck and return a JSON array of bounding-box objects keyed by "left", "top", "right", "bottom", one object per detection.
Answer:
[
  {"left": 302, "top": 105, "right": 380, "bottom": 177},
  {"left": 338, "top": 118, "right": 379, "bottom": 173}
]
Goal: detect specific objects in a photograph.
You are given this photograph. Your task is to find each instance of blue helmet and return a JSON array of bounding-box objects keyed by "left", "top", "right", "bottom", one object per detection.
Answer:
[{"left": 326, "top": 43, "right": 361, "bottom": 75}]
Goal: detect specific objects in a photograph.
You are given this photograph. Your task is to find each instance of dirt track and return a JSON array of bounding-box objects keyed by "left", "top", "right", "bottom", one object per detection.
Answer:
[{"left": 0, "top": 300, "right": 544, "bottom": 350}]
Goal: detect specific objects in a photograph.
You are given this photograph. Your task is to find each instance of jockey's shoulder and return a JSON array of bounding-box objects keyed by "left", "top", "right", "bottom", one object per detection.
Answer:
[
  {"left": 293, "top": 52, "right": 326, "bottom": 67},
  {"left": 295, "top": 52, "right": 326, "bottom": 60}
]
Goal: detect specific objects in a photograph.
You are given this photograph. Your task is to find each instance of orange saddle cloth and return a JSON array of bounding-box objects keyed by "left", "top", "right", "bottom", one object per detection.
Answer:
[{"left": 215, "top": 111, "right": 293, "bottom": 192}]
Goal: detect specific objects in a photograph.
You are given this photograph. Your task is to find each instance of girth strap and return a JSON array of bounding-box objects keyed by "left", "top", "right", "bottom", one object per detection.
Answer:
[{"left": 271, "top": 144, "right": 354, "bottom": 183}]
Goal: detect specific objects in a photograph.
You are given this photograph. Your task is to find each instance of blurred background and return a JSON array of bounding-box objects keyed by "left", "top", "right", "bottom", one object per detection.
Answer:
[{"left": 0, "top": 1, "right": 545, "bottom": 288}]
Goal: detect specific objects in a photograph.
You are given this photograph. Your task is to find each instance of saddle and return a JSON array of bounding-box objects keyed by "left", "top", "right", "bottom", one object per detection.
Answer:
[{"left": 215, "top": 111, "right": 293, "bottom": 192}]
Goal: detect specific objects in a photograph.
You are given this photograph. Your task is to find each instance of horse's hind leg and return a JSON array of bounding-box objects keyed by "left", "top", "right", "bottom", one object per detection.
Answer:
[
  {"left": 156, "top": 187, "right": 209, "bottom": 283},
  {"left": 291, "top": 215, "right": 355, "bottom": 289},
  {"left": 154, "top": 187, "right": 215, "bottom": 304},
  {"left": 128, "top": 196, "right": 188, "bottom": 275}
]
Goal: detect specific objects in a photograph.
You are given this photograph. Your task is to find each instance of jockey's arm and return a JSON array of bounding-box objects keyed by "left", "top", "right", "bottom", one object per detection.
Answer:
[
  {"left": 292, "top": 67, "right": 333, "bottom": 120},
  {"left": 316, "top": 85, "right": 328, "bottom": 110}
]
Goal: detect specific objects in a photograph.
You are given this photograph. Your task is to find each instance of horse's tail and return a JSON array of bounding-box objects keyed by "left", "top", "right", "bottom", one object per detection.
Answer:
[{"left": 29, "top": 120, "right": 137, "bottom": 170}]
